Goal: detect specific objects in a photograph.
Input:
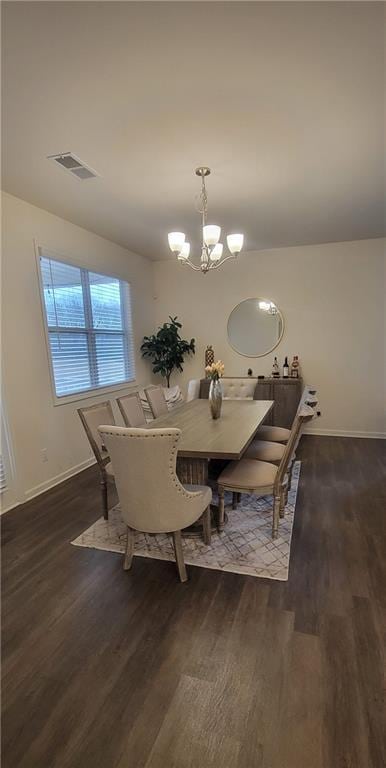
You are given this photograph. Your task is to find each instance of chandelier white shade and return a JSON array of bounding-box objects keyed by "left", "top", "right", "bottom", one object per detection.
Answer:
[
  {"left": 227, "top": 233, "right": 244, "bottom": 254},
  {"left": 167, "top": 167, "right": 244, "bottom": 273},
  {"left": 203, "top": 224, "right": 221, "bottom": 247},
  {"left": 178, "top": 242, "right": 190, "bottom": 260},
  {"left": 210, "top": 243, "right": 223, "bottom": 261},
  {"left": 168, "top": 232, "right": 185, "bottom": 252}
]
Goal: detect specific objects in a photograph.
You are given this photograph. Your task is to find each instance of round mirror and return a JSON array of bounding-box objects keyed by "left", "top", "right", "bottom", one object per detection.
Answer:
[{"left": 227, "top": 298, "right": 284, "bottom": 357}]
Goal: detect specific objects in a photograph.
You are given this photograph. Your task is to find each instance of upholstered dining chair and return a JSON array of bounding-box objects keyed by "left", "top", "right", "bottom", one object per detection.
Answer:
[
  {"left": 117, "top": 392, "right": 146, "bottom": 427},
  {"left": 255, "top": 386, "right": 318, "bottom": 443},
  {"left": 144, "top": 386, "right": 168, "bottom": 418},
  {"left": 217, "top": 405, "right": 314, "bottom": 538},
  {"left": 245, "top": 395, "right": 319, "bottom": 464},
  {"left": 98, "top": 425, "right": 212, "bottom": 582},
  {"left": 77, "top": 401, "right": 115, "bottom": 520}
]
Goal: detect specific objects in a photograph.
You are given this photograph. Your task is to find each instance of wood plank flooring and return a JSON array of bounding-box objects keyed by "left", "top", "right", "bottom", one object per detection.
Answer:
[{"left": 2, "top": 436, "right": 386, "bottom": 767}]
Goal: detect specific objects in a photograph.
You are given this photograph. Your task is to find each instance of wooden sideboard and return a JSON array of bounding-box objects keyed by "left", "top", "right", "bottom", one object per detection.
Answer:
[{"left": 253, "top": 377, "right": 303, "bottom": 428}]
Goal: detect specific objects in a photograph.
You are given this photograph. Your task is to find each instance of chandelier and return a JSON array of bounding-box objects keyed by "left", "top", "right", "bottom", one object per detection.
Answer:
[{"left": 168, "top": 167, "right": 244, "bottom": 273}]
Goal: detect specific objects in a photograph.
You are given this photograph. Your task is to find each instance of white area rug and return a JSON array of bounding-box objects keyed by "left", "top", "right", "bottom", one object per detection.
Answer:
[{"left": 72, "top": 462, "right": 301, "bottom": 581}]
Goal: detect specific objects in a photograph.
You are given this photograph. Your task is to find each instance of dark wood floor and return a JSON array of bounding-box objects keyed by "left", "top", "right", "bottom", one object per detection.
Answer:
[{"left": 2, "top": 436, "right": 386, "bottom": 768}]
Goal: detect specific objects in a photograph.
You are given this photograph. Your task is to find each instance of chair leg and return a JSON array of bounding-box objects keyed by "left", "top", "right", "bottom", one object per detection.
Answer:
[
  {"left": 288, "top": 463, "right": 293, "bottom": 491},
  {"left": 172, "top": 530, "right": 188, "bottom": 583},
  {"left": 232, "top": 492, "right": 238, "bottom": 510},
  {"left": 272, "top": 494, "right": 281, "bottom": 538},
  {"left": 123, "top": 527, "right": 134, "bottom": 571},
  {"left": 202, "top": 506, "right": 211, "bottom": 545},
  {"left": 101, "top": 477, "right": 108, "bottom": 520},
  {"left": 218, "top": 486, "right": 225, "bottom": 532},
  {"left": 279, "top": 488, "right": 286, "bottom": 518}
]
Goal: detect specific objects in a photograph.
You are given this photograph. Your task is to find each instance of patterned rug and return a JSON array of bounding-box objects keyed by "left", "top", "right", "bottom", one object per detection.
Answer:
[{"left": 72, "top": 462, "right": 301, "bottom": 581}]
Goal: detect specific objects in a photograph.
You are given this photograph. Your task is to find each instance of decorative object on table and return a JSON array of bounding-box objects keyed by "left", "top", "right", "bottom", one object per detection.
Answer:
[
  {"left": 205, "top": 360, "right": 225, "bottom": 420},
  {"left": 283, "top": 356, "right": 289, "bottom": 378},
  {"left": 290, "top": 355, "right": 300, "bottom": 378},
  {"left": 140, "top": 316, "right": 195, "bottom": 387},
  {"left": 272, "top": 356, "right": 280, "bottom": 378},
  {"left": 247, "top": 368, "right": 253, "bottom": 377},
  {"left": 205, "top": 345, "right": 215, "bottom": 372},
  {"left": 167, "top": 167, "right": 244, "bottom": 273}
]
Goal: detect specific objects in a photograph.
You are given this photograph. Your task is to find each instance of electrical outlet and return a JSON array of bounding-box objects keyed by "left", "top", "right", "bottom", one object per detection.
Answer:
[{"left": 41, "top": 448, "right": 48, "bottom": 463}]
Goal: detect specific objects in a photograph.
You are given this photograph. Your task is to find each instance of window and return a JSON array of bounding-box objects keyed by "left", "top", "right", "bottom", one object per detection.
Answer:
[{"left": 39, "top": 252, "right": 135, "bottom": 399}]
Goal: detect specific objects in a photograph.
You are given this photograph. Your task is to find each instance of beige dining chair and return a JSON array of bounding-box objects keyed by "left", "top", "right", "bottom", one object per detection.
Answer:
[
  {"left": 77, "top": 401, "right": 115, "bottom": 520},
  {"left": 245, "top": 395, "right": 319, "bottom": 464},
  {"left": 217, "top": 405, "right": 314, "bottom": 538},
  {"left": 144, "top": 386, "right": 168, "bottom": 418},
  {"left": 98, "top": 425, "right": 212, "bottom": 582},
  {"left": 255, "top": 386, "right": 318, "bottom": 443},
  {"left": 117, "top": 392, "right": 146, "bottom": 427}
]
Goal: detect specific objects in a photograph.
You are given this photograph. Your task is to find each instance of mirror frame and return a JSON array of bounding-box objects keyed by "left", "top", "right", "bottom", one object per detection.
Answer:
[{"left": 227, "top": 297, "right": 285, "bottom": 358}]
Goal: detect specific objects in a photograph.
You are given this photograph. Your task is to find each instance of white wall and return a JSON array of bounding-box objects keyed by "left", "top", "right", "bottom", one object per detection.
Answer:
[
  {"left": 153, "top": 238, "right": 386, "bottom": 438},
  {"left": 1, "top": 192, "right": 154, "bottom": 510}
]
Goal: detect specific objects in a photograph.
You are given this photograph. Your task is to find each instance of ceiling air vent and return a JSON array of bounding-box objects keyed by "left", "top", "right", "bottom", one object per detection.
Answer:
[{"left": 47, "top": 152, "right": 99, "bottom": 181}]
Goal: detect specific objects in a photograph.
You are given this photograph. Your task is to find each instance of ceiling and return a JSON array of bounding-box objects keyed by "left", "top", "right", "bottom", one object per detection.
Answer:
[{"left": 2, "top": 1, "right": 385, "bottom": 261}]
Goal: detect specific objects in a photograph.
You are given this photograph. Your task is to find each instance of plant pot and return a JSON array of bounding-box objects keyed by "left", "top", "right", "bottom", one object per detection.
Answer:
[{"left": 209, "top": 378, "right": 223, "bottom": 420}]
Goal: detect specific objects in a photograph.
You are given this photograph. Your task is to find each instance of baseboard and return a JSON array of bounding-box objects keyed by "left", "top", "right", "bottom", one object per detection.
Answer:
[
  {"left": 304, "top": 427, "right": 386, "bottom": 439},
  {"left": 24, "top": 457, "right": 96, "bottom": 503},
  {"left": 0, "top": 500, "right": 21, "bottom": 515}
]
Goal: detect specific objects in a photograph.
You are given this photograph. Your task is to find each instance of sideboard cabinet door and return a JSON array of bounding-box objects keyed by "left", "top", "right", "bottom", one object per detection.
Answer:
[{"left": 272, "top": 380, "right": 302, "bottom": 428}]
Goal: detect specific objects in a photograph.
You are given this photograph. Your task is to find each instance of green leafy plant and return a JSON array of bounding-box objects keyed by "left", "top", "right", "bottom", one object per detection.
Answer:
[{"left": 140, "top": 316, "right": 195, "bottom": 387}]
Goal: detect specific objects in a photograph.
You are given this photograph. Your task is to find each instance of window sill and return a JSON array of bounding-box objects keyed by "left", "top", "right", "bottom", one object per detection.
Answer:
[{"left": 52, "top": 379, "right": 137, "bottom": 407}]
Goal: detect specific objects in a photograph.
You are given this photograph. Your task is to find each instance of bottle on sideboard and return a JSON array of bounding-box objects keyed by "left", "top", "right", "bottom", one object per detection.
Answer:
[
  {"left": 272, "top": 356, "right": 280, "bottom": 378},
  {"left": 283, "top": 356, "right": 289, "bottom": 378},
  {"left": 290, "top": 355, "right": 300, "bottom": 378}
]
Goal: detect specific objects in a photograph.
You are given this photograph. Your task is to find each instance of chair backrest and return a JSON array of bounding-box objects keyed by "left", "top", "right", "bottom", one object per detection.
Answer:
[
  {"left": 293, "top": 395, "right": 318, "bottom": 455},
  {"left": 117, "top": 392, "right": 146, "bottom": 427},
  {"left": 144, "top": 386, "right": 168, "bottom": 418},
  {"left": 299, "top": 385, "right": 318, "bottom": 409},
  {"left": 274, "top": 404, "right": 315, "bottom": 493},
  {"left": 98, "top": 425, "right": 203, "bottom": 533},
  {"left": 77, "top": 401, "right": 115, "bottom": 470}
]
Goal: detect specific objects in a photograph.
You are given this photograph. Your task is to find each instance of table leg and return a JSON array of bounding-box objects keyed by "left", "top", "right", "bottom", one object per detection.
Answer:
[{"left": 176, "top": 457, "right": 208, "bottom": 485}]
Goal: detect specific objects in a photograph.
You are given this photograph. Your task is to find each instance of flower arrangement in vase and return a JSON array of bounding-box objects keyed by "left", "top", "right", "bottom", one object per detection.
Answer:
[{"left": 205, "top": 360, "right": 225, "bottom": 420}]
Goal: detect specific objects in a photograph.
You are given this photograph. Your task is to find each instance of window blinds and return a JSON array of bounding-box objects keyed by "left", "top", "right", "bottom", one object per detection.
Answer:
[{"left": 39, "top": 255, "right": 135, "bottom": 398}]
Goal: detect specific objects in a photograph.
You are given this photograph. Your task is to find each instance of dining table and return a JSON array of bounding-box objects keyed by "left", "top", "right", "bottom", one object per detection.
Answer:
[{"left": 150, "top": 398, "right": 274, "bottom": 531}]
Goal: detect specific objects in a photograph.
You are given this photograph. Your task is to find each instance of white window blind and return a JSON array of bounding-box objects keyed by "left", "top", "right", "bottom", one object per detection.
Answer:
[{"left": 39, "top": 254, "right": 135, "bottom": 398}]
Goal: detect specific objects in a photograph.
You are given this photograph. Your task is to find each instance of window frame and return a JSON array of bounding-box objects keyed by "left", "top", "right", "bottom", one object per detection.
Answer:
[{"left": 35, "top": 243, "right": 137, "bottom": 406}]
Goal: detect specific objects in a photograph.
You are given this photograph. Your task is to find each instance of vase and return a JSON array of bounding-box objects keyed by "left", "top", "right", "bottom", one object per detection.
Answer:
[{"left": 209, "top": 378, "right": 222, "bottom": 420}]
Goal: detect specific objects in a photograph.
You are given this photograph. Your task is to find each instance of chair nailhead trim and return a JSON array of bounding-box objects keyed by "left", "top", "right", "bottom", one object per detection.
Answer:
[{"left": 100, "top": 431, "right": 202, "bottom": 502}]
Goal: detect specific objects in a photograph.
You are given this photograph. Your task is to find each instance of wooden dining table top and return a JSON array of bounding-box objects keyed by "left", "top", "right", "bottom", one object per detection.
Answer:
[{"left": 150, "top": 398, "right": 274, "bottom": 460}]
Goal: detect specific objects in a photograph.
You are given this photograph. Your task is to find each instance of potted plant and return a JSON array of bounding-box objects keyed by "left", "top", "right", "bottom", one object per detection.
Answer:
[
  {"left": 140, "top": 316, "right": 195, "bottom": 388},
  {"left": 205, "top": 360, "right": 225, "bottom": 419}
]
